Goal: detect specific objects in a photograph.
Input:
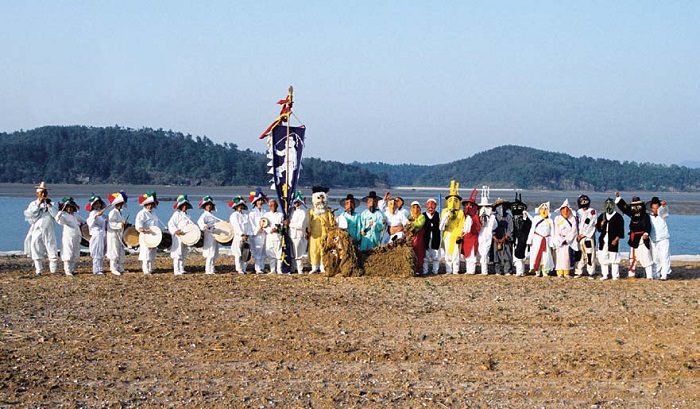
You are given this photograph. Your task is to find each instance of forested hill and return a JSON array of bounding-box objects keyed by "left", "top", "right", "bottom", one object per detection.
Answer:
[
  {"left": 1, "top": 127, "right": 697, "bottom": 191},
  {"left": 0, "top": 126, "right": 386, "bottom": 187},
  {"left": 412, "top": 145, "right": 700, "bottom": 191}
]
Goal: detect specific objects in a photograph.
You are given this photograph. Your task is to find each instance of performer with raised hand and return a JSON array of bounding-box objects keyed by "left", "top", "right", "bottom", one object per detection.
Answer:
[
  {"left": 24, "top": 182, "right": 59, "bottom": 276},
  {"left": 86, "top": 194, "right": 108, "bottom": 275},
  {"left": 615, "top": 192, "right": 654, "bottom": 279},
  {"left": 55, "top": 197, "right": 85, "bottom": 276}
]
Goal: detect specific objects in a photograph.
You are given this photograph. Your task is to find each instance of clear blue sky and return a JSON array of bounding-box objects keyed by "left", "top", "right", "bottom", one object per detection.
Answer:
[{"left": 1, "top": 1, "right": 698, "bottom": 166}]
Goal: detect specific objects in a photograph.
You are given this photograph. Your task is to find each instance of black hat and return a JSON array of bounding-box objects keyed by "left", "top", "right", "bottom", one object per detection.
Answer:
[
  {"left": 631, "top": 196, "right": 644, "bottom": 205},
  {"left": 362, "top": 191, "right": 381, "bottom": 201},
  {"left": 340, "top": 194, "right": 360, "bottom": 206},
  {"left": 650, "top": 196, "right": 661, "bottom": 205},
  {"left": 312, "top": 186, "right": 330, "bottom": 194}
]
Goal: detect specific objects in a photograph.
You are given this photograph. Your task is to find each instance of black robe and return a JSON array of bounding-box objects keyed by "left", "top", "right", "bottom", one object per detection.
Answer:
[
  {"left": 512, "top": 215, "right": 532, "bottom": 259},
  {"left": 616, "top": 198, "right": 652, "bottom": 249},
  {"left": 596, "top": 212, "right": 625, "bottom": 252}
]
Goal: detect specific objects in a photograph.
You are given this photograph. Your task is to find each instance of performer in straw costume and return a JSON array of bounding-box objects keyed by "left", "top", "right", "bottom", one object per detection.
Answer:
[
  {"left": 135, "top": 191, "right": 165, "bottom": 275},
  {"left": 229, "top": 196, "right": 253, "bottom": 274},
  {"left": 86, "top": 194, "right": 108, "bottom": 275},
  {"left": 168, "top": 195, "right": 194, "bottom": 276},
  {"left": 54, "top": 197, "right": 85, "bottom": 276},
  {"left": 106, "top": 191, "right": 128, "bottom": 276},
  {"left": 24, "top": 181, "right": 59, "bottom": 276},
  {"left": 308, "top": 186, "right": 335, "bottom": 273},
  {"left": 197, "top": 196, "right": 220, "bottom": 275},
  {"left": 287, "top": 191, "right": 309, "bottom": 273}
]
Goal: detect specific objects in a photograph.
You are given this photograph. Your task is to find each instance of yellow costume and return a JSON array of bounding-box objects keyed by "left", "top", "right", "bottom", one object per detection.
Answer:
[
  {"left": 307, "top": 191, "right": 335, "bottom": 273},
  {"left": 440, "top": 180, "right": 465, "bottom": 273}
]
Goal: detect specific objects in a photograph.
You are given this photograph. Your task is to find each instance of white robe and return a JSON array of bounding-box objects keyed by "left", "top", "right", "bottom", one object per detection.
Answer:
[
  {"left": 55, "top": 211, "right": 85, "bottom": 263},
  {"left": 230, "top": 211, "right": 252, "bottom": 258},
  {"left": 553, "top": 214, "right": 579, "bottom": 270},
  {"left": 197, "top": 210, "right": 219, "bottom": 259},
  {"left": 527, "top": 216, "right": 554, "bottom": 271},
  {"left": 23, "top": 199, "right": 58, "bottom": 260},
  {"left": 135, "top": 208, "right": 165, "bottom": 262},
  {"left": 263, "top": 210, "right": 285, "bottom": 259},
  {"left": 168, "top": 210, "right": 193, "bottom": 260},
  {"left": 288, "top": 207, "right": 309, "bottom": 258},
  {"left": 106, "top": 208, "right": 125, "bottom": 261},
  {"left": 87, "top": 210, "right": 107, "bottom": 259}
]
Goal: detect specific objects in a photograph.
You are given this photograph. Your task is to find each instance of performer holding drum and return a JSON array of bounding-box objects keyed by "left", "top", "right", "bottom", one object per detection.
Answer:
[
  {"left": 135, "top": 191, "right": 166, "bottom": 275},
  {"left": 169, "top": 195, "right": 195, "bottom": 276},
  {"left": 106, "top": 191, "right": 128, "bottom": 276},
  {"left": 197, "top": 195, "right": 219, "bottom": 275},
  {"left": 229, "top": 195, "right": 253, "bottom": 274}
]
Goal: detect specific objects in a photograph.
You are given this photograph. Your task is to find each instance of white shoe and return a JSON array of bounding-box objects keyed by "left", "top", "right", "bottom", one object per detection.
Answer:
[
  {"left": 600, "top": 276, "right": 609, "bottom": 281},
  {"left": 111, "top": 271, "right": 121, "bottom": 276},
  {"left": 65, "top": 272, "right": 74, "bottom": 277},
  {"left": 205, "top": 272, "right": 215, "bottom": 275}
]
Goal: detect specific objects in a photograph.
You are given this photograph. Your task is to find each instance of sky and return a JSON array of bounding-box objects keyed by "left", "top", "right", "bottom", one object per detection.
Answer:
[{"left": 1, "top": 1, "right": 698, "bottom": 166}]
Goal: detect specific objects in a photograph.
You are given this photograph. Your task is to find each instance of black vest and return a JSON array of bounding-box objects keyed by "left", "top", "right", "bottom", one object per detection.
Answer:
[{"left": 423, "top": 211, "right": 441, "bottom": 250}]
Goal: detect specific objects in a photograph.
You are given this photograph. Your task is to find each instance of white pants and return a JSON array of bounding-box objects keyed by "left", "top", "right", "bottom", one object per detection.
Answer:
[
  {"left": 423, "top": 248, "right": 440, "bottom": 274},
  {"left": 63, "top": 261, "right": 75, "bottom": 276},
  {"left": 234, "top": 257, "right": 247, "bottom": 274},
  {"left": 574, "top": 239, "right": 596, "bottom": 276},
  {"left": 34, "top": 259, "right": 58, "bottom": 275},
  {"left": 109, "top": 258, "right": 124, "bottom": 275},
  {"left": 205, "top": 257, "right": 216, "bottom": 274},
  {"left": 463, "top": 247, "right": 477, "bottom": 274},
  {"left": 142, "top": 260, "right": 153, "bottom": 274},
  {"left": 598, "top": 250, "right": 621, "bottom": 279},
  {"left": 173, "top": 259, "right": 185, "bottom": 275},
  {"left": 652, "top": 239, "right": 671, "bottom": 279},
  {"left": 444, "top": 245, "right": 461, "bottom": 274}
]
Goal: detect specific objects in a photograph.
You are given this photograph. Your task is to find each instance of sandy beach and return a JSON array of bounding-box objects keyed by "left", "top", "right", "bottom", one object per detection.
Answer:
[{"left": 0, "top": 254, "right": 698, "bottom": 407}]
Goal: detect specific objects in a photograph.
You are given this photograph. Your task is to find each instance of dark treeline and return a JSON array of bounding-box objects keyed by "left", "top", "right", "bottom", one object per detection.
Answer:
[
  {"left": 0, "top": 126, "right": 385, "bottom": 188},
  {"left": 2, "top": 127, "right": 698, "bottom": 191},
  {"left": 353, "top": 145, "right": 700, "bottom": 192}
]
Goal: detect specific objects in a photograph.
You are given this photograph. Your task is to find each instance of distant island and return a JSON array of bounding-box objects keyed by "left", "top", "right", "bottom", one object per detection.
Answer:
[{"left": 2, "top": 125, "right": 699, "bottom": 191}]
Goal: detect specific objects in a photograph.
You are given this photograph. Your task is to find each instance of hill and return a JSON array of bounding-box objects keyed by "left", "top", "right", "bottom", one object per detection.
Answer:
[
  {"left": 354, "top": 146, "right": 700, "bottom": 191},
  {"left": 0, "top": 126, "right": 386, "bottom": 188}
]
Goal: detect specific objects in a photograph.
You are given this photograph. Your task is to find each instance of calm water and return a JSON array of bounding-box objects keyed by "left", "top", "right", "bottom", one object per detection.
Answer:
[{"left": 3, "top": 188, "right": 699, "bottom": 255}]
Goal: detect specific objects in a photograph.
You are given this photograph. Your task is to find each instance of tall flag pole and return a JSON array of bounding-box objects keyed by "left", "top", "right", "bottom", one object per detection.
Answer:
[{"left": 260, "top": 86, "right": 306, "bottom": 273}]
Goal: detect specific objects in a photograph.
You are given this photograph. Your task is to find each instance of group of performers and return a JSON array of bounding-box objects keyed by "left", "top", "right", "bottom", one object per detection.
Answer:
[
  {"left": 401, "top": 180, "right": 671, "bottom": 280},
  {"left": 24, "top": 181, "right": 672, "bottom": 280}
]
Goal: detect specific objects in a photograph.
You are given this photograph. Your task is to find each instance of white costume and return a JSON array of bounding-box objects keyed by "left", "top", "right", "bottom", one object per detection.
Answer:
[
  {"left": 527, "top": 215, "right": 554, "bottom": 275},
  {"left": 553, "top": 213, "right": 579, "bottom": 274},
  {"left": 263, "top": 210, "right": 285, "bottom": 273},
  {"left": 87, "top": 210, "right": 107, "bottom": 274},
  {"left": 230, "top": 210, "right": 253, "bottom": 273},
  {"left": 197, "top": 210, "right": 220, "bottom": 274},
  {"left": 384, "top": 210, "right": 408, "bottom": 243},
  {"left": 288, "top": 206, "right": 309, "bottom": 273},
  {"left": 478, "top": 212, "right": 496, "bottom": 275},
  {"left": 55, "top": 210, "right": 85, "bottom": 276},
  {"left": 135, "top": 208, "right": 165, "bottom": 274},
  {"left": 106, "top": 208, "right": 126, "bottom": 275},
  {"left": 248, "top": 206, "right": 267, "bottom": 273},
  {"left": 24, "top": 198, "right": 59, "bottom": 275},
  {"left": 575, "top": 207, "right": 597, "bottom": 277},
  {"left": 168, "top": 210, "right": 193, "bottom": 275},
  {"left": 650, "top": 204, "right": 671, "bottom": 280}
]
